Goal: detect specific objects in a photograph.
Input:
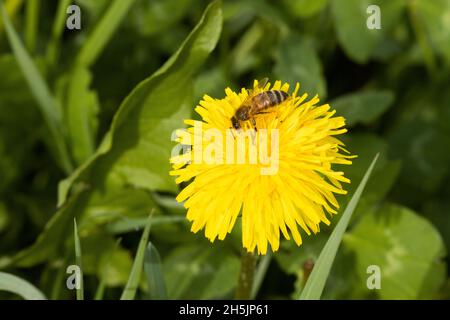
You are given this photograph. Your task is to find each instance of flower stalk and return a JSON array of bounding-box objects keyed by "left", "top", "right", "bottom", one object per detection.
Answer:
[{"left": 235, "top": 250, "right": 256, "bottom": 300}]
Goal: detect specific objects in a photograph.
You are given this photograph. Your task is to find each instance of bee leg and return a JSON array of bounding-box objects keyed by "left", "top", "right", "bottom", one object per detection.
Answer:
[{"left": 251, "top": 118, "right": 257, "bottom": 132}]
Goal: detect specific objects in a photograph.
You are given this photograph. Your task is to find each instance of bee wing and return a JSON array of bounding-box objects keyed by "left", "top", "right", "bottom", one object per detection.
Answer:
[
  {"left": 242, "top": 78, "right": 269, "bottom": 105},
  {"left": 257, "top": 77, "right": 269, "bottom": 89}
]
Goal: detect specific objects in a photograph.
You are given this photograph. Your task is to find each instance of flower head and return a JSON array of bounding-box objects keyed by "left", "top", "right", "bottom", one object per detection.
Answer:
[{"left": 170, "top": 80, "right": 353, "bottom": 254}]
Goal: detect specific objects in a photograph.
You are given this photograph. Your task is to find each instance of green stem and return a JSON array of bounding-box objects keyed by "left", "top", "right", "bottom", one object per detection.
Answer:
[
  {"left": 24, "top": 0, "right": 39, "bottom": 54},
  {"left": 235, "top": 250, "right": 256, "bottom": 300}
]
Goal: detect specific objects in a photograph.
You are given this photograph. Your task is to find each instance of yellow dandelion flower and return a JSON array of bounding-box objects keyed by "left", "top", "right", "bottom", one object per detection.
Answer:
[{"left": 170, "top": 80, "right": 354, "bottom": 255}]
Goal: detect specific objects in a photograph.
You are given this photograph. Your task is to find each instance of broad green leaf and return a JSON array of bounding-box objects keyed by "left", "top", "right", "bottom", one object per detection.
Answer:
[
  {"left": 76, "top": 0, "right": 137, "bottom": 67},
  {"left": 299, "top": 153, "right": 379, "bottom": 300},
  {"left": 344, "top": 203, "right": 446, "bottom": 299},
  {"left": 98, "top": 243, "right": 133, "bottom": 288},
  {"left": 281, "top": 0, "right": 328, "bottom": 18},
  {"left": 274, "top": 35, "right": 326, "bottom": 98},
  {"left": 121, "top": 213, "right": 153, "bottom": 300},
  {"left": 73, "top": 219, "right": 84, "bottom": 300},
  {"left": 0, "top": 2, "right": 72, "bottom": 174},
  {"left": 144, "top": 242, "right": 167, "bottom": 299},
  {"left": 0, "top": 272, "right": 46, "bottom": 300},
  {"left": 331, "top": 0, "right": 405, "bottom": 63},
  {"left": 81, "top": 235, "right": 131, "bottom": 289},
  {"left": 58, "top": 66, "right": 99, "bottom": 165},
  {"left": 163, "top": 243, "right": 240, "bottom": 299},
  {"left": 331, "top": 90, "right": 394, "bottom": 126},
  {"left": 80, "top": 187, "right": 159, "bottom": 233},
  {"left": 58, "top": 0, "right": 223, "bottom": 206}
]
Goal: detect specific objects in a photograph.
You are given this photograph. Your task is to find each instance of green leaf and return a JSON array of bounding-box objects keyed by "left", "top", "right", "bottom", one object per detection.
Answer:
[
  {"left": 344, "top": 203, "right": 447, "bottom": 299},
  {"left": 0, "top": 2, "right": 72, "bottom": 173},
  {"left": 97, "top": 240, "right": 132, "bottom": 288},
  {"left": 58, "top": 0, "right": 223, "bottom": 206},
  {"left": 274, "top": 35, "right": 326, "bottom": 98},
  {"left": 281, "top": 0, "right": 328, "bottom": 18},
  {"left": 163, "top": 243, "right": 240, "bottom": 299},
  {"left": 299, "top": 153, "right": 379, "bottom": 300},
  {"left": 0, "top": 272, "right": 46, "bottom": 300},
  {"left": 331, "top": 90, "right": 394, "bottom": 126},
  {"left": 73, "top": 219, "right": 84, "bottom": 300},
  {"left": 331, "top": 0, "right": 405, "bottom": 63},
  {"left": 76, "top": 0, "right": 137, "bottom": 67},
  {"left": 144, "top": 242, "right": 167, "bottom": 299},
  {"left": 120, "top": 213, "right": 153, "bottom": 300},
  {"left": 57, "top": 66, "right": 99, "bottom": 165}
]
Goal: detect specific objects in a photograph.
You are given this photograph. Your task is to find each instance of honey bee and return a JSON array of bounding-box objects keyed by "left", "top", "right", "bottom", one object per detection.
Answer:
[{"left": 230, "top": 78, "right": 289, "bottom": 131}]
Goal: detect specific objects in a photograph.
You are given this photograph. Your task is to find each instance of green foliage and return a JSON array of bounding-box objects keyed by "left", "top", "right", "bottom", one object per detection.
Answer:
[
  {"left": 144, "top": 242, "right": 167, "bottom": 300},
  {"left": 0, "top": 272, "right": 46, "bottom": 300},
  {"left": 121, "top": 213, "right": 153, "bottom": 300},
  {"left": 0, "top": 0, "right": 449, "bottom": 301},
  {"left": 299, "top": 154, "right": 379, "bottom": 300},
  {"left": 344, "top": 203, "right": 446, "bottom": 299}
]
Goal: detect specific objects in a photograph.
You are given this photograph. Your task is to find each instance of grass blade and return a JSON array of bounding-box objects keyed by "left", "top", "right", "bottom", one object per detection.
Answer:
[
  {"left": 0, "top": 2, "right": 72, "bottom": 173},
  {"left": 76, "top": 0, "right": 136, "bottom": 66},
  {"left": 46, "top": 0, "right": 71, "bottom": 66},
  {"left": 120, "top": 211, "right": 154, "bottom": 300},
  {"left": 144, "top": 242, "right": 167, "bottom": 300},
  {"left": 24, "top": 0, "right": 39, "bottom": 53},
  {"left": 0, "top": 272, "right": 46, "bottom": 300},
  {"left": 250, "top": 251, "right": 272, "bottom": 299},
  {"left": 73, "top": 219, "right": 84, "bottom": 300},
  {"left": 299, "top": 153, "right": 380, "bottom": 300}
]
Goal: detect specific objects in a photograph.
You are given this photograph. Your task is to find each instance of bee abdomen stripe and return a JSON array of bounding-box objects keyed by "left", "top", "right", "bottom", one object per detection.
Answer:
[
  {"left": 266, "top": 90, "right": 277, "bottom": 105},
  {"left": 274, "top": 90, "right": 283, "bottom": 103}
]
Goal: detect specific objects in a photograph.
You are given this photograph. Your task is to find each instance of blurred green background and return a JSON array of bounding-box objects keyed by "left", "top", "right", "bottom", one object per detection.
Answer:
[{"left": 0, "top": 0, "right": 449, "bottom": 299}]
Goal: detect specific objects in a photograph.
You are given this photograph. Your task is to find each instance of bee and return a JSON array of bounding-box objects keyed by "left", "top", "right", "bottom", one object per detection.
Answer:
[{"left": 230, "top": 78, "right": 289, "bottom": 131}]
